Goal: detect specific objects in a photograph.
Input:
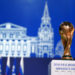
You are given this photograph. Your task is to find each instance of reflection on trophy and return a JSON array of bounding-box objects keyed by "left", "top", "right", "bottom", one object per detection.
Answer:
[{"left": 59, "top": 22, "right": 74, "bottom": 60}]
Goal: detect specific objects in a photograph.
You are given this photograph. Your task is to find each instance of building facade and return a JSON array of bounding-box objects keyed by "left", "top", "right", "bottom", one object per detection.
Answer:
[{"left": 0, "top": 2, "right": 54, "bottom": 58}]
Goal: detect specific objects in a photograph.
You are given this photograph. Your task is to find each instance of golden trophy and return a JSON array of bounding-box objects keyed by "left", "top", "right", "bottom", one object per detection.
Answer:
[{"left": 59, "top": 22, "right": 74, "bottom": 60}]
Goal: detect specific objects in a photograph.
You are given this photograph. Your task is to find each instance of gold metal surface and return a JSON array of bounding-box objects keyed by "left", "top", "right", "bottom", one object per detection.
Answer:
[{"left": 59, "top": 22, "right": 74, "bottom": 60}]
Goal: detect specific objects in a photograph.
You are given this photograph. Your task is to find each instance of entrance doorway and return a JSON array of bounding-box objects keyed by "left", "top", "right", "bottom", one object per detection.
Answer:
[{"left": 44, "top": 53, "right": 47, "bottom": 58}]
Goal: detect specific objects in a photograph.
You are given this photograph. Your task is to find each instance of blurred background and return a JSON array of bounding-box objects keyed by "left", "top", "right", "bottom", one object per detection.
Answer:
[{"left": 0, "top": 0, "right": 74, "bottom": 58}]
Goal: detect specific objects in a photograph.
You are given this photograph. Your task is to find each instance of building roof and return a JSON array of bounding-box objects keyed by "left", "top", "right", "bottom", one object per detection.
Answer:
[{"left": 0, "top": 22, "right": 26, "bottom": 31}]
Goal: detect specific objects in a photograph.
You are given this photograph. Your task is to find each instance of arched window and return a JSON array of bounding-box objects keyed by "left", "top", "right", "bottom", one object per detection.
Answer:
[
  {"left": 43, "top": 24, "right": 45, "bottom": 27},
  {"left": 47, "top": 24, "right": 50, "bottom": 27}
]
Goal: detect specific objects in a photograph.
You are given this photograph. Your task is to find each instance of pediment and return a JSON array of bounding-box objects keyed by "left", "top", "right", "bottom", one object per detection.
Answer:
[{"left": 0, "top": 23, "right": 26, "bottom": 30}]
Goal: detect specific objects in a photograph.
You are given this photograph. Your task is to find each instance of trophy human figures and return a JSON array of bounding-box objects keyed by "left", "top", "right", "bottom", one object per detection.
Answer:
[{"left": 59, "top": 22, "right": 74, "bottom": 60}]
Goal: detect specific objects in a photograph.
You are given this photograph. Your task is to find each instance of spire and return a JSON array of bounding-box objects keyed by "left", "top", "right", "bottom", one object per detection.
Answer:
[
  {"left": 41, "top": 2, "right": 51, "bottom": 28},
  {"left": 42, "top": 2, "right": 51, "bottom": 23}
]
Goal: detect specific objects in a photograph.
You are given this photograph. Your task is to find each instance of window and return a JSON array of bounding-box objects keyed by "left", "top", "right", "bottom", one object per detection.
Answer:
[
  {"left": 3, "top": 33, "right": 6, "bottom": 38},
  {"left": 47, "top": 24, "right": 50, "bottom": 27},
  {"left": 16, "top": 32, "right": 20, "bottom": 38},
  {"left": 10, "top": 33, "right": 13, "bottom": 38},
  {"left": 43, "top": 24, "right": 45, "bottom": 27},
  {"left": 43, "top": 46, "right": 48, "bottom": 50}
]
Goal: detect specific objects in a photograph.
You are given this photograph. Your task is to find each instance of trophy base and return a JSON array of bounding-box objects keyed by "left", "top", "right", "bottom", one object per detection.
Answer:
[
  {"left": 62, "top": 55, "right": 73, "bottom": 60},
  {"left": 49, "top": 60, "right": 75, "bottom": 75}
]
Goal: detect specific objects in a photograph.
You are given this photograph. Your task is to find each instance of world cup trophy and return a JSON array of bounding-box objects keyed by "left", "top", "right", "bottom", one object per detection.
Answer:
[{"left": 59, "top": 22, "right": 74, "bottom": 60}]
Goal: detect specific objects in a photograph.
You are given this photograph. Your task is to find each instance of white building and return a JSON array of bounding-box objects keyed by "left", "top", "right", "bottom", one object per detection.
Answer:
[
  {"left": 37, "top": 2, "right": 54, "bottom": 58},
  {"left": 0, "top": 2, "right": 54, "bottom": 58}
]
